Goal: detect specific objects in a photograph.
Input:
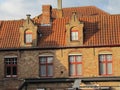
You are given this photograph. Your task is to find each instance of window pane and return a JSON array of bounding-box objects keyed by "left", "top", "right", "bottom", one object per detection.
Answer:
[
  {"left": 76, "top": 56, "right": 82, "bottom": 62},
  {"left": 5, "top": 59, "right": 10, "bottom": 64},
  {"left": 13, "top": 58, "right": 17, "bottom": 64},
  {"left": 71, "top": 31, "right": 78, "bottom": 41},
  {"left": 48, "top": 65, "right": 53, "bottom": 76},
  {"left": 75, "top": 32, "right": 78, "bottom": 40},
  {"left": 70, "top": 64, "right": 75, "bottom": 75},
  {"left": 40, "top": 57, "right": 46, "bottom": 64},
  {"left": 40, "top": 65, "right": 46, "bottom": 76},
  {"left": 107, "top": 63, "right": 112, "bottom": 74},
  {"left": 13, "top": 66, "right": 17, "bottom": 75},
  {"left": 100, "top": 63, "right": 106, "bottom": 75},
  {"left": 69, "top": 56, "right": 74, "bottom": 62},
  {"left": 26, "top": 33, "right": 32, "bottom": 43},
  {"left": 77, "top": 64, "right": 82, "bottom": 75},
  {"left": 47, "top": 57, "right": 53, "bottom": 63},
  {"left": 107, "top": 55, "right": 112, "bottom": 61},
  {"left": 6, "top": 66, "right": 11, "bottom": 75},
  {"left": 99, "top": 55, "right": 104, "bottom": 61}
]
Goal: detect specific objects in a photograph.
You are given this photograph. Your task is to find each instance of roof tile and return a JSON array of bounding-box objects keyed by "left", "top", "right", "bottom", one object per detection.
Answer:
[{"left": 0, "top": 6, "right": 120, "bottom": 49}]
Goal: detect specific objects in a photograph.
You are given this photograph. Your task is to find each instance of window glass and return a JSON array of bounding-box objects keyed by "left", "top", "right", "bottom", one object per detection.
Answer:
[
  {"left": 76, "top": 56, "right": 82, "bottom": 62},
  {"left": 40, "top": 65, "right": 46, "bottom": 76},
  {"left": 70, "top": 64, "right": 75, "bottom": 75},
  {"left": 69, "top": 56, "right": 74, "bottom": 62},
  {"left": 26, "top": 33, "right": 32, "bottom": 43},
  {"left": 77, "top": 64, "right": 82, "bottom": 75},
  {"left": 48, "top": 65, "right": 53, "bottom": 76},
  {"left": 99, "top": 54, "right": 112, "bottom": 75},
  {"left": 47, "top": 57, "right": 53, "bottom": 63},
  {"left": 107, "top": 55, "right": 112, "bottom": 61},
  {"left": 40, "top": 57, "right": 46, "bottom": 64},
  {"left": 13, "top": 66, "right": 17, "bottom": 75},
  {"left": 107, "top": 63, "right": 112, "bottom": 74},
  {"left": 39, "top": 56, "right": 53, "bottom": 77},
  {"left": 71, "top": 30, "right": 78, "bottom": 41},
  {"left": 6, "top": 66, "right": 11, "bottom": 75},
  {"left": 4, "top": 57, "right": 17, "bottom": 78},
  {"left": 69, "top": 55, "right": 82, "bottom": 76},
  {"left": 100, "top": 63, "right": 106, "bottom": 75}
]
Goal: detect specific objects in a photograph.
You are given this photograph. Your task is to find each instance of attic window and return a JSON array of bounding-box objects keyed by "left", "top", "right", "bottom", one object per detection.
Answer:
[
  {"left": 25, "top": 30, "right": 32, "bottom": 44},
  {"left": 71, "top": 29, "right": 78, "bottom": 41}
]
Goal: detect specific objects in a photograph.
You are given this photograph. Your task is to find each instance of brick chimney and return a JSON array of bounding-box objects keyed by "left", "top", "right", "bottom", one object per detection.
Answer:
[
  {"left": 42, "top": 5, "right": 52, "bottom": 24},
  {"left": 57, "top": 0, "right": 63, "bottom": 18}
]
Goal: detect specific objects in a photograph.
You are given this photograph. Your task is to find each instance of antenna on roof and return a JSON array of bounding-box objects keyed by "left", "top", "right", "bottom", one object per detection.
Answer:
[{"left": 58, "top": 0, "right": 62, "bottom": 10}]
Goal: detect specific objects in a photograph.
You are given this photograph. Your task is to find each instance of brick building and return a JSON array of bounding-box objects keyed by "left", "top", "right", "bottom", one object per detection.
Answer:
[{"left": 0, "top": 0, "right": 120, "bottom": 90}]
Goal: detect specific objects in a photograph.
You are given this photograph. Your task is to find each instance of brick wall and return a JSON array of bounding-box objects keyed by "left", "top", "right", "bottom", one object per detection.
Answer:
[
  {"left": 42, "top": 5, "right": 51, "bottom": 24},
  {"left": 0, "top": 47, "right": 120, "bottom": 89}
]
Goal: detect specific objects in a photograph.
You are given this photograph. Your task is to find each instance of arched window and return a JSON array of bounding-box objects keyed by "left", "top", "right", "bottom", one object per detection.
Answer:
[
  {"left": 25, "top": 30, "right": 32, "bottom": 44},
  {"left": 71, "top": 30, "right": 78, "bottom": 41},
  {"left": 70, "top": 27, "right": 79, "bottom": 41}
]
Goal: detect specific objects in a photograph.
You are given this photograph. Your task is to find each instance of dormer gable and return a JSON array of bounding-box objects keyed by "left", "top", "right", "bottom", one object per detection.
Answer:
[
  {"left": 66, "top": 12, "right": 84, "bottom": 46},
  {"left": 20, "top": 14, "right": 38, "bottom": 47}
]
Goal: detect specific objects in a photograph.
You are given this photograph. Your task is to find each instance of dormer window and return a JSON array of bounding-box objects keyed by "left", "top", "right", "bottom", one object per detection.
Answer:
[
  {"left": 20, "top": 14, "right": 38, "bottom": 47},
  {"left": 71, "top": 29, "right": 78, "bottom": 41},
  {"left": 25, "top": 30, "right": 32, "bottom": 44},
  {"left": 66, "top": 12, "right": 84, "bottom": 46}
]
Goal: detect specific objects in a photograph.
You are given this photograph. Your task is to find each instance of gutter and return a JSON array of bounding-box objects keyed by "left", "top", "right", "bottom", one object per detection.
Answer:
[
  {"left": 18, "top": 76, "right": 120, "bottom": 90},
  {"left": 1, "top": 44, "right": 120, "bottom": 51}
]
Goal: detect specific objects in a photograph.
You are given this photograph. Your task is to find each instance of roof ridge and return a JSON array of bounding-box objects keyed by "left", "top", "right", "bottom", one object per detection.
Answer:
[{"left": 53, "top": 5, "right": 98, "bottom": 10}]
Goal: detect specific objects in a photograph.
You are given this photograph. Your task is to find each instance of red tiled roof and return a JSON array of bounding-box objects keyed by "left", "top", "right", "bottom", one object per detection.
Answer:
[
  {"left": 0, "top": 6, "right": 120, "bottom": 49},
  {"left": 34, "top": 6, "right": 109, "bottom": 24},
  {"left": 52, "top": 6, "right": 109, "bottom": 18},
  {"left": 37, "top": 15, "right": 120, "bottom": 48},
  {"left": 0, "top": 20, "right": 24, "bottom": 48}
]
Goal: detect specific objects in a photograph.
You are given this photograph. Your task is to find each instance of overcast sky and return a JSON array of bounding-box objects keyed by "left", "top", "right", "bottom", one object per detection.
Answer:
[{"left": 0, "top": 0, "right": 120, "bottom": 20}]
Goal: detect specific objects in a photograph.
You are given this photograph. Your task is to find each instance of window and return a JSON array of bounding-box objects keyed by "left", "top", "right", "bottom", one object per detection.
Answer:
[
  {"left": 99, "top": 54, "right": 112, "bottom": 75},
  {"left": 69, "top": 55, "right": 82, "bottom": 76},
  {"left": 37, "top": 89, "right": 45, "bottom": 90},
  {"left": 4, "top": 57, "right": 17, "bottom": 78},
  {"left": 39, "top": 56, "right": 53, "bottom": 77},
  {"left": 71, "top": 30, "right": 78, "bottom": 41},
  {"left": 25, "top": 32, "right": 32, "bottom": 43}
]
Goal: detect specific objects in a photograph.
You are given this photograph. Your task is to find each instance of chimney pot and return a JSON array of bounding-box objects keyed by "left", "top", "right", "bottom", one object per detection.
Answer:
[{"left": 26, "top": 14, "right": 31, "bottom": 18}]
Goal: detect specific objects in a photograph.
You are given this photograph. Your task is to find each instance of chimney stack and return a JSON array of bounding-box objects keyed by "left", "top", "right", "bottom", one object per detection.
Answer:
[
  {"left": 58, "top": 0, "right": 62, "bottom": 10},
  {"left": 42, "top": 5, "right": 52, "bottom": 24},
  {"left": 57, "top": 0, "right": 63, "bottom": 18}
]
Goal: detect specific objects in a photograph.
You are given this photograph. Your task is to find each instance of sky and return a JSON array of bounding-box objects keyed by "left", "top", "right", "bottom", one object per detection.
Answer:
[{"left": 0, "top": 0, "right": 120, "bottom": 20}]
